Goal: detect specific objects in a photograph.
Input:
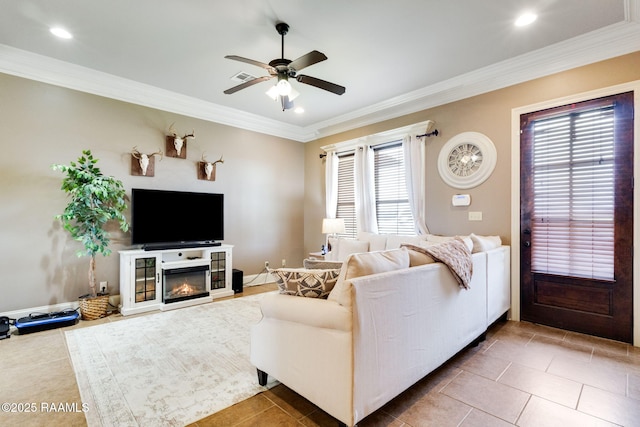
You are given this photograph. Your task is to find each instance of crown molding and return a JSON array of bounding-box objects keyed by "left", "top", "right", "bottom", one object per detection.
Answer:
[
  {"left": 0, "top": 9, "right": 639, "bottom": 143},
  {"left": 309, "top": 19, "right": 640, "bottom": 139},
  {"left": 0, "top": 44, "right": 314, "bottom": 142}
]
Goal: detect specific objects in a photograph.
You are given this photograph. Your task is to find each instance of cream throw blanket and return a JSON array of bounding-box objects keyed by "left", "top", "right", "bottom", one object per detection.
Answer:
[{"left": 403, "top": 238, "right": 473, "bottom": 289}]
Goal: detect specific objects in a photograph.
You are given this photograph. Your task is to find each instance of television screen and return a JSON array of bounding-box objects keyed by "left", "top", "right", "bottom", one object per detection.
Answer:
[{"left": 131, "top": 188, "right": 224, "bottom": 249}]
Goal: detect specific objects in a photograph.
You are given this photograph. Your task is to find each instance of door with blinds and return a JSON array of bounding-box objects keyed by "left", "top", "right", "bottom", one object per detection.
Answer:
[{"left": 520, "top": 91, "right": 634, "bottom": 343}]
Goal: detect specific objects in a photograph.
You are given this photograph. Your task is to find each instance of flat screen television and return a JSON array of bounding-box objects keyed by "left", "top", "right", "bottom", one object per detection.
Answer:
[{"left": 131, "top": 188, "right": 224, "bottom": 250}]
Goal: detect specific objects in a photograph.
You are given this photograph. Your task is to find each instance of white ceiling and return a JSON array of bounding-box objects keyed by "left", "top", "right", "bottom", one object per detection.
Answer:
[{"left": 1, "top": 0, "right": 639, "bottom": 142}]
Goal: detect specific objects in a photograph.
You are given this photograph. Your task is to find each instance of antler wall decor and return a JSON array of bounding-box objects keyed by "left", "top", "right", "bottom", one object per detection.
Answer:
[
  {"left": 198, "top": 153, "right": 224, "bottom": 181},
  {"left": 166, "top": 123, "right": 195, "bottom": 159},
  {"left": 130, "top": 146, "right": 163, "bottom": 177}
]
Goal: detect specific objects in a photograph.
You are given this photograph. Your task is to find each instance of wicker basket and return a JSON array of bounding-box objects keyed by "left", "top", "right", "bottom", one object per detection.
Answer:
[{"left": 79, "top": 294, "right": 109, "bottom": 320}]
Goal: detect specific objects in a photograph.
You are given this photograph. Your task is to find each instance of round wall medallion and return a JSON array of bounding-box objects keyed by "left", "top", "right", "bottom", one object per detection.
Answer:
[{"left": 437, "top": 132, "right": 496, "bottom": 189}]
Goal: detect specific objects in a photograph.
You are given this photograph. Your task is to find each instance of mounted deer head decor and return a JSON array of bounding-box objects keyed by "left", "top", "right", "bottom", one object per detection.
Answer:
[
  {"left": 166, "top": 123, "right": 195, "bottom": 159},
  {"left": 198, "top": 153, "right": 224, "bottom": 181},
  {"left": 130, "top": 146, "right": 163, "bottom": 177}
]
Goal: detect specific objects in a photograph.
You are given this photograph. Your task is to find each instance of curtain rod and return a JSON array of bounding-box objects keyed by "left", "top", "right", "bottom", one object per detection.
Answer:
[{"left": 415, "top": 129, "right": 439, "bottom": 138}]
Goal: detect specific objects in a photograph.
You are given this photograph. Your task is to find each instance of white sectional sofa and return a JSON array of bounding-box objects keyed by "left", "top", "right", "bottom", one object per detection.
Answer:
[{"left": 250, "top": 234, "right": 510, "bottom": 426}]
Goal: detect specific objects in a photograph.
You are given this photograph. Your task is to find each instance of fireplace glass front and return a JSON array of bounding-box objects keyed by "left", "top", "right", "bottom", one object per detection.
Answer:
[{"left": 163, "top": 265, "right": 210, "bottom": 304}]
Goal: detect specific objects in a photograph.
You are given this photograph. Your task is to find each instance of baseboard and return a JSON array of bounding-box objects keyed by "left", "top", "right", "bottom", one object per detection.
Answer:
[
  {"left": 243, "top": 272, "right": 276, "bottom": 287},
  {"left": 1, "top": 301, "right": 80, "bottom": 320},
  {"left": 1, "top": 295, "right": 121, "bottom": 320},
  {"left": 0, "top": 275, "right": 276, "bottom": 320}
]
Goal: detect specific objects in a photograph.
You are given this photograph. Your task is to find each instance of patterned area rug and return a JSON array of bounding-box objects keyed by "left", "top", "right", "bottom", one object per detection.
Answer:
[{"left": 65, "top": 293, "right": 274, "bottom": 426}]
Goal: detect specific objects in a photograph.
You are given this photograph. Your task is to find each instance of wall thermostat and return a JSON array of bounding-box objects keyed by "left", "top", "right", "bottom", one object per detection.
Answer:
[{"left": 452, "top": 194, "right": 471, "bottom": 206}]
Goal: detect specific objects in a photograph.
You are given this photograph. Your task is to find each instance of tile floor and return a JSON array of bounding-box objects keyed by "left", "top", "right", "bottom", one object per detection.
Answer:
[{"left": 1, "top": 284, "right": 639, "bottom": 426}]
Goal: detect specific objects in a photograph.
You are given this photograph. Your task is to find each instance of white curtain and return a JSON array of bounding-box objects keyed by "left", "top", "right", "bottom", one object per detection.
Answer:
[
  {"left": 355, "top": 145, "right": 378, "bottom": 233},
  {"left": 325, "top": 151, "right": 339, "bottom": 218},
  {"left": 403, "top": 135, "right": 430, "bottom": 235}
]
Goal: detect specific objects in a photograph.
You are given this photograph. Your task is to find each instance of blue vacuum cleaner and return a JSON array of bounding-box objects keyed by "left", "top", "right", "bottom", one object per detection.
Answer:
[{"left": 12, "top": 309, "right": 80, "bottom": 335}]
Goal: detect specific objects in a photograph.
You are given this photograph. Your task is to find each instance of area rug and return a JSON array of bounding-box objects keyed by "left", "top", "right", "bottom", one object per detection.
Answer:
[{"left": 65, "top": 293, "right": 275, "bottom": 426}]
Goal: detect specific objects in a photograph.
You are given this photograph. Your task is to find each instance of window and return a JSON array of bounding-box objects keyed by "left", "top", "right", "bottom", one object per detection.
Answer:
[
  {"left": 530, "top": 103, "right": 615, "bottom": 280},
  {"left": 333, "top": 142, "right": 415, "bottom": 237},
  {"left": 374, "top": 142, "right": 414, "bottom": 235},
  {"left": 336, "top": 152, "right": 356, "bottom": 238}
]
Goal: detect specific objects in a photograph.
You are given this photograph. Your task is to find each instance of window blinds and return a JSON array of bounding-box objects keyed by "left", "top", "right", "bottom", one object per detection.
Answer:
[
  {"left": 531, "top": 104, "right": 615, "bottom": 281},
  {"left": 374, "top": 143, "right": 415, "bottom": 235},
  {"left": 336, "top": 153, "right": 356, "bottom": 238}
]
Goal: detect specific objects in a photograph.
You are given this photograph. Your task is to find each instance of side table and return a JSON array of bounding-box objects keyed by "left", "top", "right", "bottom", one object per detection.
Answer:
[{"left": 308, "top": 251, "right": 325, "bottom": 260}]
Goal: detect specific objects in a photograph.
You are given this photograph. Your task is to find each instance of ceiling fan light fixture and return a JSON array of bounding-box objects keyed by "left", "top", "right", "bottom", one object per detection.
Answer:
[
  {"left": 281, "top": 95, "right": 295, "bottom": 111},
  {"left": 276, "top": 78, "right": 292, "bottom": 96},
  {"left": 265, "top": 85, "right": 279, "bottom": 100},
  {"left": 288, "top": 86, "right": 300, "bottom": 101},
  {"left": 266, "top": 85, "right": 300, "bottom": 110}
]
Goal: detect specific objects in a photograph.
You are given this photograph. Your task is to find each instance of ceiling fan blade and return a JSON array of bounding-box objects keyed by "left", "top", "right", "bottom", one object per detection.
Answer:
[
  {"left": 225, "top": 55, "right": 276, "bottom": 74},
  {"left": 223, "top": 76, "right": 273, "bottom": 95},
  {"left": 288, "top": 50, "right": 327, "bottom": 72},
  {"left": 296, "top": 75, "right": 346, "bottom": 95}
]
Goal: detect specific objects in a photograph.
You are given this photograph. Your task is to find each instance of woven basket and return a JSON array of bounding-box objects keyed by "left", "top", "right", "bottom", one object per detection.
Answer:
[{"left": 79, "top": 294, "right": 109, "bottom": 320}]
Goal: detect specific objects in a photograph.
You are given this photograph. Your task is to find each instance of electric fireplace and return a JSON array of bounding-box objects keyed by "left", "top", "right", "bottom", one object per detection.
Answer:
[{"left": 163, "top": 265, "right": 210, "bottom": 304}]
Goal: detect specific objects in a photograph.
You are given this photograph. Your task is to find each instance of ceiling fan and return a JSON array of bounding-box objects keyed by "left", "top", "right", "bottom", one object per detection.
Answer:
[{"left": 224, "top": 22, "right": 346, "bottom": 110}]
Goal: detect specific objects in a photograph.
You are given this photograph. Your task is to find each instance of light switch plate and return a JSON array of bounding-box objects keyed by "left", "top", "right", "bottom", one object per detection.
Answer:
[{"left": 468, "top": 211, "right": 483, "bottom": 221}]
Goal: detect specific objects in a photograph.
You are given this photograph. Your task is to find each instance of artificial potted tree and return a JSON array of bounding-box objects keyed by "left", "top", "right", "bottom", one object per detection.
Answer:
[{"left": 53, "top": 150, "right": 129, "bottom": 320}]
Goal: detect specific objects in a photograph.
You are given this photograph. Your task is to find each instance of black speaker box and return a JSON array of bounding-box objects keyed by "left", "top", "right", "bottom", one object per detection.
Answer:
[{"left": 232, "top": 269, "right": 243, "bottom": 293}]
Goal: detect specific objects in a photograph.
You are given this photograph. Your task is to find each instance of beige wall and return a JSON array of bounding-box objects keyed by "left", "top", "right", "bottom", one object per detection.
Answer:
[
  {"left": 3, "top": 51, "right": 640, "bottom": 315},
  {"left": 0, "top": 73, "right": 304, "bottom": 313},
  {"left": 304, "top": 52, "right": 640, "bottom": 251}
]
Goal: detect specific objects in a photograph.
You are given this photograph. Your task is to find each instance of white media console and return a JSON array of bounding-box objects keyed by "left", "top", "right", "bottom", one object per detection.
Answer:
[{"left": 119, "top": 244, "right": 233, "bottom": 316}]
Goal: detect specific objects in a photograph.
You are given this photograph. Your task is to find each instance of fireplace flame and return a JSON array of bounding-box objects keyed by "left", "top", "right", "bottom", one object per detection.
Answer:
[{"left": 169, "top": 282, "right": 200, "bottom": 297}]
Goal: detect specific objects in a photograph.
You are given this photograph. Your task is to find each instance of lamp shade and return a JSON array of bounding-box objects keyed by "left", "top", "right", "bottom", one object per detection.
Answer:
[{"left": 322, "top": 218, "right": 345, "bottom": 234}]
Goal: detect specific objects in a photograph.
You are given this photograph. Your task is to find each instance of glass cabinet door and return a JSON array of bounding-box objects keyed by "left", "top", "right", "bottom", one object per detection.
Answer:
[
  {"left": 210, "top": 251, "right": 226, "bottom": 290},
  {"left": 134, "top": 257, "right": 158, "bottom": 303}
]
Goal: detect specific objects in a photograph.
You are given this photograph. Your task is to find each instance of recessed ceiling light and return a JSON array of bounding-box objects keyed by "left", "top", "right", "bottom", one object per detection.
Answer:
[
  {"left": 50, "top": 27, "right": 73, "bottom": 39},
  {"left": 294, "top": 107, "right": 305, "bottom": 114},
  {"left": 515, "top": 12, "right": 537, "bottom": 27}
]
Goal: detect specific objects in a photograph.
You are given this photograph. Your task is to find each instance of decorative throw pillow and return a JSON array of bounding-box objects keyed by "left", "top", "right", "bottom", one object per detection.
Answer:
[
  {"left": 303, "top": 259, "right": 344, "bottom": 270},
  {"left": 342, "top": 247, "right": 410, "bottom": 280},
  {"left": 269, "top": 268, "right": 341, "bottom": 299},
  {"left": 328, "top": 248, "right": 410, "bottom": 307},
  {"left": 469, "top": 233, "right": 502, "bottom": 253}
]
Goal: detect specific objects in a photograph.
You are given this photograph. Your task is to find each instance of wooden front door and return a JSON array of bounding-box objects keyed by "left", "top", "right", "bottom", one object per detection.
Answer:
[{"left": 520, "top": 92, "right": 634, "bottom": 343}]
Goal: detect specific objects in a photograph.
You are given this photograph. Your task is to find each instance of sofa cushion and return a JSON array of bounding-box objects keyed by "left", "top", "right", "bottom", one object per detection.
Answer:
[
  {"left": 384, "top": 235, "right": 424, "bottom": 250},
  {"left": 399, "top": 243, "right": 437, "bottom": 266},
  {"left": 357, "top": 231, "right": 388, "bottom": 252},
  {"left": 326, "top": 238, "right": 370, "bottom": 261},
  {"left": 270, "top": 268, "right": 341, "bottom": 299},
  {"left": 337, "top": 239, "right": 370, "bottom": 261},
  {"left": 328, "top": 248, "right": 410, "bottom": 307},
  {"left": 469, "top": 233, "right": 502, "bottom": 253}
]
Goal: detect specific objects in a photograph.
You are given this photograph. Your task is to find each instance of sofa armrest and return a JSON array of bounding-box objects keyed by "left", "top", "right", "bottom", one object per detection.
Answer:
[
  {"left": 486, "top": 245, "right": 511, "bottom": 324},
  {"left": 259, "top": 292, "right": 352, "bottom": 332}
]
